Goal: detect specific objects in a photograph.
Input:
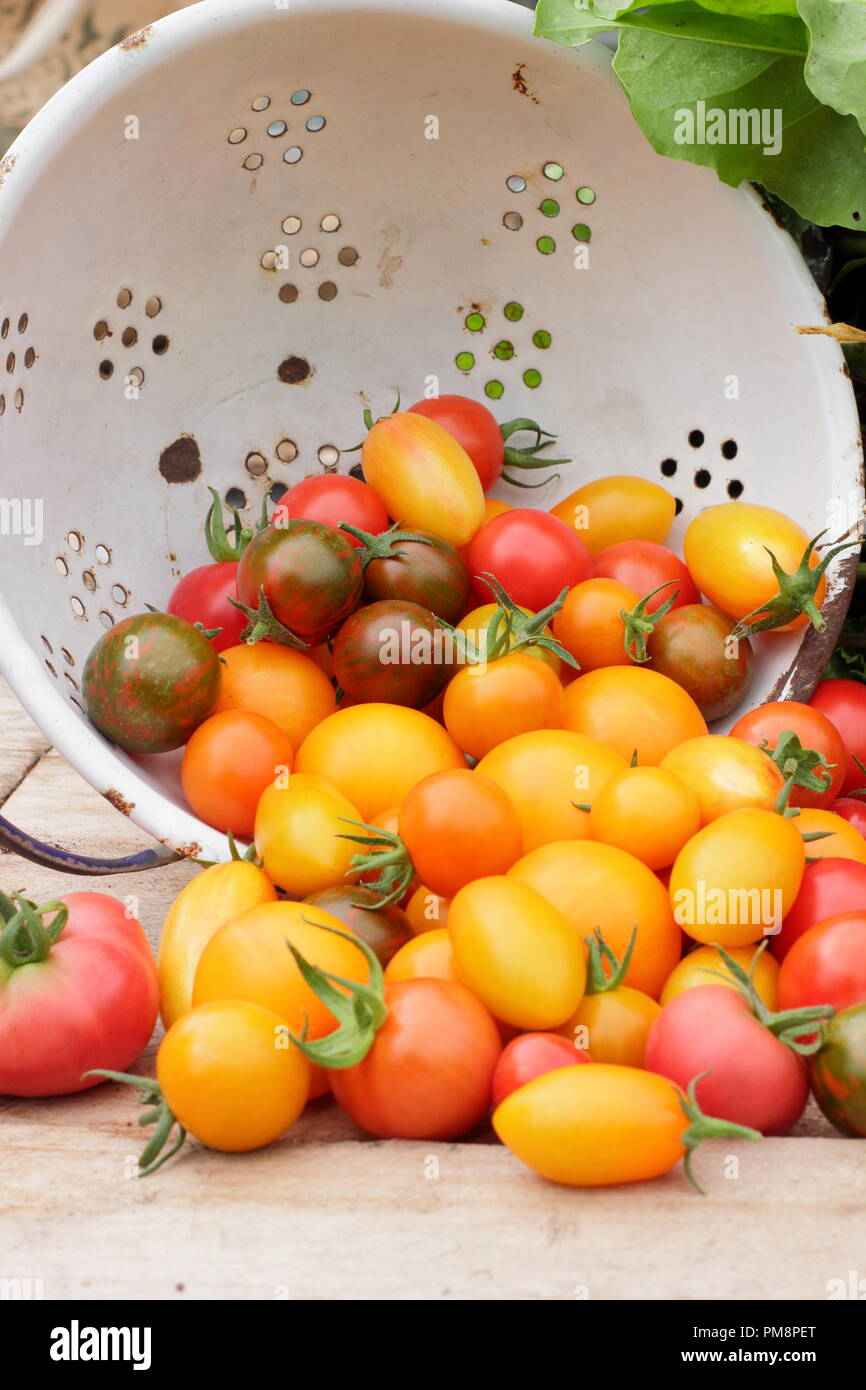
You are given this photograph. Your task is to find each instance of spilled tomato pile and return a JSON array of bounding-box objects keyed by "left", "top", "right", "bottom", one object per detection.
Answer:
[{"left": 8, "top": 395, "right": 866, "bottom": 1188}]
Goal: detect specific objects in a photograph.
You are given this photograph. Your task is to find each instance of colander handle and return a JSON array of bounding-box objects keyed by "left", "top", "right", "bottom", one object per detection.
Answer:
[{"left": 0, "top": 813, "right": 178, "bottom": 875}]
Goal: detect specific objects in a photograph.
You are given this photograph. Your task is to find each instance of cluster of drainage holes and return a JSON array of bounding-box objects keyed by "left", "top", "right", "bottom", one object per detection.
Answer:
[
  {"left": 0, "top": 312, "right": 36, "bottom": 415},
  {"left": 229, "top": 90, "right": 326, "bottom": 171},
  {"left": 502, "top": 167, "right": 595, "bottom": 253},
  {"left": 40, "top": 634, "right": 81, "bottom": 699},
  {"left": 267, "top": 215, "right": 358, "bottom": 303},
  {"left": 456, "top": 300, "right": 551, "bottom": 398},
  {"left": 94, "top": 290, "right": 167, "bottom": 383},
  {"left": 240, "top": 442, "right": 340, "bottom": 484},
  {"left": 54, "top": 534, "right": 126, "bottom": 632},
  {"left": 660, "top": 432, "right": 742, "bottom": 512}
]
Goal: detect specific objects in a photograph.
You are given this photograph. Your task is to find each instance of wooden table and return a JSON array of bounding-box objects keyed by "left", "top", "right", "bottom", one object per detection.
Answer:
[{"left": 1, "top": 677, "right": 864, "bottom": 1301}]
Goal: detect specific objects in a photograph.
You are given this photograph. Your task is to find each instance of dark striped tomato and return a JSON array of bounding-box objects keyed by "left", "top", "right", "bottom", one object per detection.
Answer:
[
  {"left": 810, "top": 1003, "right": 866, "bottom": 1136},
  {"left": 83, "top": 612, "right": 221, "bottom": 753},
  {"left": 362, "top": 530, "right": 471, "bottom": 624},
  {"left": 332, "top": 599, "right": 452, "bottom": 708},
  {"left": 237, "top": 520, "right": 363, "bottom": 646}
]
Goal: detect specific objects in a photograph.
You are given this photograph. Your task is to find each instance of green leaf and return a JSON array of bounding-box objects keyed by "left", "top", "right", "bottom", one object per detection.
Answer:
[
  {"left": 799, "top": 0, "right": 866, "bottom": 137},
  {"left": 613, "top": 29, "right": 866, "bottom": 228},
  {"left": 535, "top": 0, "right": 806, "bottom": 51},
  {"left": 695, "top": 0, "right": 800, "bottom": 14}
]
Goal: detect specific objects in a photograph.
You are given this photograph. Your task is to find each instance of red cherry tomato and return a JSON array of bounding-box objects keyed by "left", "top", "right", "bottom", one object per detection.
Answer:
[
  {"left": 773, "top": 857, "right": 866, "bottom": 961},
  {"left": 833, "top": 798, "right": 866, "bottom": 836},
  {"left": 409, "top": 395, "right": 505, "bottom": 492},
  {"left": 809, "top": 679, "right": 866, "bottom": 796},
  {"left": 491, "top": 1032, "right": 592, "bottom": 1107},
  {"left": 778, "top": 911, "right": 866, "bottom": 1019},
  {"left": 592, "top": 541, "right": 700, "bottom": 615},
  {"left": 730, "top": 700, "right": 846, "bottom": 809},
  {"left": 271, "top": 474, "right": 389, "bottom": 546},
  {"left": 465, "top": 509, "right": 593, "bottom": 611},
  {"left": 167, "top": 561, "right": 246, "bottom": 653}
]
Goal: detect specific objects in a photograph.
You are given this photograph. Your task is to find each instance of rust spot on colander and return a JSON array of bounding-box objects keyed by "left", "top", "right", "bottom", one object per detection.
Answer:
[
  {"left": 175, "top": 841, "right": 203, "bottom": 860},
  {"left": 512, "top": 63, "right": 539, "bottom": 104},
  {"left": 104, "top": 788, "right": 135, "bottom": 817},
  {"left": 159, "top": 435, "right": 202, "bottom": 484},
  {"left": 0, "top": 154, "right": 17, "bottom": 188},
  {"left": 121, "top": 25, "right": 152, "bottom": 50},
  {"left": 277, "top": 356, "right": 311, "bottom": 384}
]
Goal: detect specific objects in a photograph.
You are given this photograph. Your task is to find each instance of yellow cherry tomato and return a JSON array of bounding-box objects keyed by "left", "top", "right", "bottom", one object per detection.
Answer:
[
  {"left": 661, "top": 735, "right": 785, "bottom": 824},
  {"left": 362, "top": 412, "right": 485, "bottom": 547},
  {"left": 456, "top": 602, "right": 560, "bottom": 675},
  {"left": 296, "top": 703, "right": 465, "bottom": 820},
  {"left": 684, "top": 502, "right": 824, "bottom": 630},
  {"left": 493, "top": 1065, "right": 694, "bottom": 1186},
  {"left": 448, "top": 876, "right": 585, "bottom": 1029},
  {"left": 477, "top": 729, "right": 627, "bottom": 853},
  {"left": 405, "top": 885, "right": 450, "bottom": 934},
  {"left": 192, "top": 900, "right": 369, "bottom": 1041},
  {"left": 157, "top": 1000, "right": 310, "bottom": 1153},
  {"left": 661, "top": 944, "right": 780, "bottom": 1010},
  {"left": 589, "top": 765, "right": 701, "bottom": 869},
  {"left": 509, "top": 839, "right": 680, "bottom": 998},
  {"left": 791, "top": 808, "right": 866, "bottom": 863},
  {"left": 550, "top": 476, "right": 676, "bottom": 556},
  {"left": 383, "top": 928, "right": 459, "bottom": 984},
  {"left": 558, "top": 989, "right": 660, "bottom": 1067},
  {"left": 254, "top": 772, "right": 360, "bottom": 896},
  {"left": 157, "top": 858, "right": 277, "bottom": 1029},
  {"left": 670, "top": 807, "right": 806, "bottom": 947},
  {"left": 562, "top": 666, "right": 708, "bottom": 765},
  {"left": 444, "top": 652, "right": 565, "bottom": 761}
]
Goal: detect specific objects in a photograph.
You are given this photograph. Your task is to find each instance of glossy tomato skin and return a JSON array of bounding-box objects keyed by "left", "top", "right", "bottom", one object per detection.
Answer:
[
  {"left": 237, "top": 520, "right": 363, "bottom": 645},
  {"left": 158, "top": 1000, "right": 309, "bottom": 1153},
  {"left": 363, "top": 530, "right": 471, "bottom": 624},
  {"left": 271, "top": 474, "right": 389, "bottom": 544},
  {"left": 730, "top": 701, "right": 846, "bottom": 809},
  {"left": 832, "top": 798, "right": 866, "bottom": 835},
  {"left": 0, "top": 893, "right": 158, "bottom": 1096},
  {"left": 588, "top": 765, "right": 701, "bottom": 870},
  {"left": 214, "top": 642, "right": 335, "bottom": 751},
  {"left": 444, "top": 652, "right": 565, "bottom": 761},
  {"left": 684, "top": 503, "right": 823, "bottom": 630},
  {"left": 809, "top": 1003, "right": 866, "bottom": 1136},
  {"left": 408, "top": 395, "right": 504, "bottom": 491},
  {"left": 792, "top": 808, "right": 866, "bottom": 863},
  {"left": 181, "top": 710, "right": 293, "bottom": 836},
  {"left": 550, "top": 476, "right": 675, "bottom": 555},
  {"left": 647, "top": 604, "right": 753, "bottom": 721},
  {"left": 661, "top": 944, "right": 779, "bottom": 1010},
  {"left": 809, "top": 679, "right": 866, "bottom": 795},
  {"left": 562, "top": 666, "right": 707, "bottom": 765},
  {"left": 551, "top": 578, "right": 638, "bottom": 672},
  {"left": 254, "top": 773, "right": 360, "bottom": 897},
  {"left": 778, "top": 911, "right": 866, "bottom": 1018},
  {"left": 362, "top": 413, "right": 485, "bottom": 547},
  {"left": 83, "top": 612, "right": 221, "bottom": 753},
  {"left": 493, "top": 1064, "right": 691, "bottom": 1186},
  {"left": 661, "top": 735, "right": 785, "bottom": 824},
  {"left": 330, "top": 978, "right": 502, "bottom": 1139},
  {"left": 645, "top": 985, "right": 809, "bottom": 1135},
  {"left": 772, "top": 858, "right": 866, "bottom": 961},
  {"left": 383, "top": 927, "right": 459, "bottom": 984},
  {"left": 399, "top": 769, "right": 523, "bottom": 899},
  {"left": 167, "top": 561, "right": 246, "bottom": 653},
  {"left": 559, "top": 987, "right": 660, "bottom": 1067},
  {"left": 332, "top": 599, "right": 451, "bottom": 708},
  {"left": 466, "top": 509, "right": 593, "bottom": 611},
  {"left": 303, "top": 886, "right": 412, "bottom": 968},
  {"left": 491, "top": 1033, "right": 591, "bottom": 1108},
  {"left": 592, "top": 541, "right": 700, "bottom": 615}
]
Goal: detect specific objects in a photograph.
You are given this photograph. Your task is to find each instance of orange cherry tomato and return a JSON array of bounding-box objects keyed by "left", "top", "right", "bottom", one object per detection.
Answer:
[
  {"left": 660, "top": 735, "right": 785, "bottom": 823},
  {"left": 296, "top": 703, "right": 465, "bottom": 820},
  {"left": 790, "top": 809, "right": 866, "bottom": 864},
  {"left": 444, "top": 652, "right": 565, "bottom": 761},
  {"left": 509, "top": 839, "right": 680, "bottom": 998},
  {"left": 405, "top": 885, "right": 450, "bottom": 934},
  {"left": 551, "top": 578, "right": 639, "bottom": 672},
  {"left": 589, "top": 766, "right": 701, "bottom": 870},
  {"left": 214, "top": 642, "right": 336, "bottom": 751},
  {"left": 562, "top": 666, "right": 708, "bottom": 765},
  {"left": 558, "top": 988, "right": 660, "bottom": 1068},
  {"left": 180, "top": 710, "right": 293, "bottom": 836},
  {"left": 398, "top": 769, "right": 523, "bottom": 899},
  {"left": 550, "top": 476, "right": 675, "bottom": 556},
  {"left": 477, "top": 729, "right": 627, "bottom": 853},
  {"left": 361, "top": 412, "right": 485, "bottom": 547},
  {"left": 661, "top": 944, "right": 780, "bottom": 1011},
  {"left": 384, "top": 928, "right": 459, "bottom": 984}
]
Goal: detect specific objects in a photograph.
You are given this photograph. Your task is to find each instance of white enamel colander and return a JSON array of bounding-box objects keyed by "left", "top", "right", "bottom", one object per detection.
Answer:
[{"left": 0, "top": 0, "right": 861, "bottom": 873}]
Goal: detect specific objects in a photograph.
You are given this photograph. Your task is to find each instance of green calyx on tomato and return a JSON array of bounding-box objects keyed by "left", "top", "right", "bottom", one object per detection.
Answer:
[
  {"left": 85, "top": 1070, "right": 187, "bottom": 1177},
  {"left": 583, "top": 925, "right": 636, "bottom": 995},
  {"left": 706, "top": 941, "right": 833, "bottom": 1056},
  {"left": 228, "top": 584, "right": 312, "bottom": 650},
  {"left": 286, "top": 920, "right": 388, "bottom": 1068},
  {"left": 730, "top": 530, "right": 859, "bottom": 641},
  {"left": 677, "top": 1071, "right": 762, "bottom": 1194},
  {"left": 338, "top": 520, "right": 434, "bottom": 568},
  {"left": 337, "top": 818, "right": 415, "bottom": 908},
  {"left": 204, "top": 486, "right": 269, "bottom": 563},
  {"left": 0, "top": 893, "right": 67, "bottom": 969},
  {"left": 761, "top": 729, "right": 836, "bottom": 798},
  {"left": 447, "top": 574, "right": 579, "bottom": 669},
  {"left": 620, "top": 582, "right": 681, "bottom": 664},
  {"left": 499, "top": 417, "right": 571, "bottom": 489}
]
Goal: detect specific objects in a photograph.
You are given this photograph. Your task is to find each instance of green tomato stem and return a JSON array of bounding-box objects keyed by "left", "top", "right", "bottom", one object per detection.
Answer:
[{"left": 0, "top": 895, "right": 68, "bottom": 968}]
